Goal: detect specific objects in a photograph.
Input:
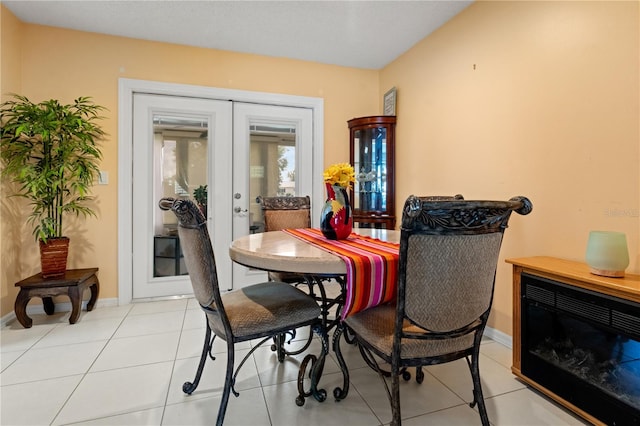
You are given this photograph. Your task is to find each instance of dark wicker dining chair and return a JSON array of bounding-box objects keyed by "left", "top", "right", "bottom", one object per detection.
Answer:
[
  {"left": 257, "top": 195, "right": 320, "bottom": 360},
  {"left": 340, "top": 195, "right": 533, "bottom": 426},
  {"left": 257, "top": 195, "right": 311, "bottom": 284},
  {"left": 259, "top": 195, "right": 311, "bottom": 231},
  {"left": 159, "top": 198, "right": 321, "bottom": 426}
]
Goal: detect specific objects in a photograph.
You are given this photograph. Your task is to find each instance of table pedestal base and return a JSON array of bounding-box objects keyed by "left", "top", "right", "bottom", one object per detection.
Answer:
[{"left": 294, "top": 274, "right": 351, "bottom": 406}]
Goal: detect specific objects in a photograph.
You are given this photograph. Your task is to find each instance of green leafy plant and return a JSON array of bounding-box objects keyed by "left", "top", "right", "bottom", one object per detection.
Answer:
[
  {"left": 193, "top": 184, "right": 208, "bottom": 217},
  {"left": 0, "top": 94, "right": 106, "bottom": 242},
  {"left": 193, "top": 184, "right": 208, "bottom": 207}
]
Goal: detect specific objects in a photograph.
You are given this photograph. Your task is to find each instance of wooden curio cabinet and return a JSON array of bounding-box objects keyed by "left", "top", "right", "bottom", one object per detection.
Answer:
[{"left": 348, "top": 115, "right": 396, "bottom": 229}]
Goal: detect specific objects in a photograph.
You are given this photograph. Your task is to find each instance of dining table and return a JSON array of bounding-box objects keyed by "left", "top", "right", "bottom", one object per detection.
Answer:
[{"left": 229, "top": 227, "right": 401, "bottom": 405}]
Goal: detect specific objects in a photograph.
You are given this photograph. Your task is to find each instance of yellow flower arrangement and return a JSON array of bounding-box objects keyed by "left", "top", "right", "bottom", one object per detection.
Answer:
[{"left": 323, "top": 162, "right": 355, "bottom": 188}]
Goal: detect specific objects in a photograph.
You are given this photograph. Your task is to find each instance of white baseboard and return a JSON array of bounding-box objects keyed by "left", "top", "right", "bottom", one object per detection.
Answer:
[
  {"left": 1, "top": 297, "right": 119, "bottom": 328},
  {"left": 1, "top": 312, "right": 17, "bottom": 328},
  {"left": 484, "top": 325, "right": 513, "bottom": 349},
  {"left": 2, "top": 299, "right": 514, "bottom": 350}
]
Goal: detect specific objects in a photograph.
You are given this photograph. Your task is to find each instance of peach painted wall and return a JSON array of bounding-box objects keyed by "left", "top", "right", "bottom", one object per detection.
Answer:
[
  {"left": 381, "top": 0, "right": 639, "bottom": 335},
  {"left": 1, "top": 6, "right": 27, "bottom": 318},
  {"left": 0, "top": 6, "right": 379, "bottom": 316}
]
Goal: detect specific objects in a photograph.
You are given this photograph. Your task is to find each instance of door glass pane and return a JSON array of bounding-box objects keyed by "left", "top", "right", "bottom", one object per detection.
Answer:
[
  {"left": 153, "top": 114, "right": 208, "bottom": 277},
  {"left": 248, "top": 123, "right": 296, "bottom": 233}
]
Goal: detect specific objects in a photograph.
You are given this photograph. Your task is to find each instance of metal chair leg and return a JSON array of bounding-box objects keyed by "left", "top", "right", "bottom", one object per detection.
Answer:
[
  {"left": 183, "top": 321, "right": 215, "bottom": 394},
  {"left": 390, "top": 357, "right": 402, "bottom": 426},
  {"left": 466, "top": 346, "right": 489, "bottom": 426},
  {"left": 216, "top": 340, "right": 236, "bottom": 426}
]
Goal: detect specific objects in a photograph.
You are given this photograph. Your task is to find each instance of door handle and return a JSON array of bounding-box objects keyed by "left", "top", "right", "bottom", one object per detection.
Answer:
[{"left": 234, "top": 206, "right": 248, "bottom": 214}]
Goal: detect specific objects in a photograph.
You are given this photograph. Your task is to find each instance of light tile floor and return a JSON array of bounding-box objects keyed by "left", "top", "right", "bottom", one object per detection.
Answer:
[{"left": 1, "top": 298, "right": 589, "bottom": 425}]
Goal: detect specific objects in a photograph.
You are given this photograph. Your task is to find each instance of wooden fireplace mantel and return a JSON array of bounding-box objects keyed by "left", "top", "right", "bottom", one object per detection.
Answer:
[{"left": 506, "top": 256, "right": 640, "bottom": 425}]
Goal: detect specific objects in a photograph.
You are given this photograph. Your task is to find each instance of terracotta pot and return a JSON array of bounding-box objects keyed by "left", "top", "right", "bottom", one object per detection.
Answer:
[
  {"left": 320, "top": 183, "right": 353, "bottom": 240},
  {"left": 39, "top": 237, "right": 69, "bottom": 278}
]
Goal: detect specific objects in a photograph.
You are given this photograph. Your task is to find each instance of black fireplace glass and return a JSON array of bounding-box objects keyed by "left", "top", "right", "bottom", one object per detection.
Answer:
[{"left": 521, "top": 273, "right": 640, "bottom": 425}]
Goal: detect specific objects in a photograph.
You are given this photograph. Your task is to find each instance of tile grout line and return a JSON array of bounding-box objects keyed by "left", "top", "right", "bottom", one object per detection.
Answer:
[
  {"left": 53, "top": 302, "right": 190, "bottom": 424},
  {"left": 157, "top": 300, "right": 192, "bottom": 425},
  {"left": 49, "top": 306, "right": 133, "bottom": 425},
  {"left": 0, "top": 320, "right": 61, "bottom": 373}
]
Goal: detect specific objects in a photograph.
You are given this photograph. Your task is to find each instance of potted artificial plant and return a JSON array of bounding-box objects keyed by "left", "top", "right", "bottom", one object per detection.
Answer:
[
  {"left": 0, "top": 95, "right": 106, "bottom": 277},
  {"left": 193, "top": 184, "right": 208, "bottom": 217}
]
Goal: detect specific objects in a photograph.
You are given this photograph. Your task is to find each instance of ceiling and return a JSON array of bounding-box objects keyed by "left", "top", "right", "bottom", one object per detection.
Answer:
[{"left": 3, "top": 0, "right": 472, "bottom": 69}]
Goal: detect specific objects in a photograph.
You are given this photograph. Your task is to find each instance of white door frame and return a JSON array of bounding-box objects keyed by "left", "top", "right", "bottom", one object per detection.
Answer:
[{"left": 118, "top": 78, "right": 324, "bottom": 305}]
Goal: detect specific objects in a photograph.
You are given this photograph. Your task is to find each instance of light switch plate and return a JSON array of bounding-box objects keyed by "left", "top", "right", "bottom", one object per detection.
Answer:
[{"left": 98, "top": 171, "right": 109, "bottom": 185}]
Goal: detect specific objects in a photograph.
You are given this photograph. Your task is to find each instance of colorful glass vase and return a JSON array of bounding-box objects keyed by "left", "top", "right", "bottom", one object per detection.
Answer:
[{"left": 320, "top": 182, "right": 353, "bottom": 240}]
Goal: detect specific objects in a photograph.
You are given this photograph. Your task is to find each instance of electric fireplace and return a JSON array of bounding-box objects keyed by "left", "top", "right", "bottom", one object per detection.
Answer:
[{"left": 508, "top": 257, "right": 640, "bottom": 425}]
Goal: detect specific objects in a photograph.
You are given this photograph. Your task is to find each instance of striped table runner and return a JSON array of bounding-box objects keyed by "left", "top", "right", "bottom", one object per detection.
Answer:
[{"left": 283, "top": 228, "right": 399, "bottom": 319}]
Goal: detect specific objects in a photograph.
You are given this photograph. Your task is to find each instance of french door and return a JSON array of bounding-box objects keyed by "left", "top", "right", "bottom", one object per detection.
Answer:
[
  {"left": 232, "top": 103, "right": 313, "bottom": 287},
  {"left": 132, "top": 94, "right": 232, "bottom": 298},
  {"left": 131, "top": 94, "right": 313, "bottom": 299}
]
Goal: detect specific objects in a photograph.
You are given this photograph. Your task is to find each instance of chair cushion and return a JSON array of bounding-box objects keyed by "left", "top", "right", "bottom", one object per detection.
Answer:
[
  {"left": 207, "top": 281, "right": 320, "bottom": 340},
  {"left": 345, "top": 304, "right": 474, "bottom": 359}
]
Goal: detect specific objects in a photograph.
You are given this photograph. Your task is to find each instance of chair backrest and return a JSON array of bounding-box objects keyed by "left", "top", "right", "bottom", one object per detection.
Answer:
[
  {"left": 398, "top": 195, "right": 532, "bottom": 333},
  {"left": 158, "top": 198, "right": 232, "bottom": 336},
  {"left": 257, "top": 195, "right": 311, "bottom": 231}
]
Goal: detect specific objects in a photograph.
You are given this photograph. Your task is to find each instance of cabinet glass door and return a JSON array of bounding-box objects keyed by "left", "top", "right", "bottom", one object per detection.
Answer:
[
  {"left": 353, "top": 127, "right": 388, "bottom": 213},
  {"left": 349, "top": 115, "right": 396, "bottom": 229}
]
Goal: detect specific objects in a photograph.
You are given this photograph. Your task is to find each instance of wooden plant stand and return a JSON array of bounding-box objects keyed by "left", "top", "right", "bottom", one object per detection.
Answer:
[{"left": 14, "top": 268, "right": 99, "bottom": 328}]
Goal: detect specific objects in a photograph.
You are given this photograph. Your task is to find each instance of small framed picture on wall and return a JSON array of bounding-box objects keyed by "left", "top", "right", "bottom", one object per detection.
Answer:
[{"left": 383, "top": 87, "right": 397, "bottom": 116}]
